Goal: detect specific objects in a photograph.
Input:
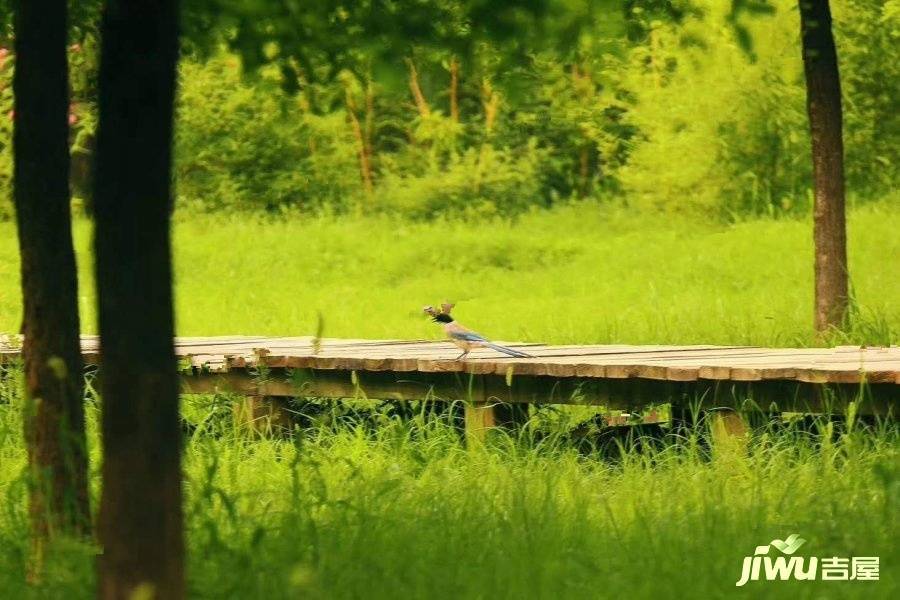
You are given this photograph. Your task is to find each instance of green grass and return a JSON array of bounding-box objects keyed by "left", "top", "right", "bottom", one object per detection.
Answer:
[
  {"left": 0, "top": 198, "right": 898, "bottom": 346},
  {"left": 1, "top": 200, "right": 898, "bottom": 598},
  {"left": 1, "top": 382, "right": 898, "bottom": 599}
]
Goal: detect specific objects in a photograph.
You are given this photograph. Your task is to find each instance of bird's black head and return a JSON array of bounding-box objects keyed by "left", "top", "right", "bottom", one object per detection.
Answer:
[{"left": 433, "top": 313, "right": 454, "bottom": 323}]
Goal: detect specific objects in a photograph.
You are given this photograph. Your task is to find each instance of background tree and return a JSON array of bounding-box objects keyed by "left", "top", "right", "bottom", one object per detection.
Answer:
[
  {"left": 797, "top": 0, "right": 848, "bottom": 333},
  {"left": 11, "top": 0, "right": 90, "bottom": 567},
  {"left": 91, "top": 3, "right": 571, "bottom": 597},
  {"left": 92, "top": 0, "right": 183, "bottom": 597}
]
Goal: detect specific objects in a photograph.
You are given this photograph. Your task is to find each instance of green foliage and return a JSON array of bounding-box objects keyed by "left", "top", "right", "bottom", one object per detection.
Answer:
[
  {"left": 834, "top": 0, "right": 900, "bottom": 195},
  {"left": 175, "top": 56, "right": 363, "bottom": 212},
  {"left": 1, "top": 376, "right": 898, "bottom": 598},
  {"left": 617, "top": 1, "right": 806, "bottom": 215},
  {"left": 378, "top": 143, "right": 545, "bottom": 219},
  {"left": 0, "top": 34, "right": 98, "bottom": 219},
  {"left": 624, "top": 0, "right": 701, "bottom": 41},
  {"left": 1, "top": 0, "right": 897, "bottom": 220},
  {"left": 181, "top": 0, "right": 568, "bottom": 93},
  {"left": 715, "top": 68, "right": 811, "bottom": 217},
  {"left": 494, "top": 52, "right": 637, "bottom": 200},
  {"left": 169, "top": 0, "right": 895, "bottom": 219},
  {"left": 616, "top": 0, "right": 898, "bottom": 218},
  {"left": 67, "top": 35, "right": 100, "bottom": 209}
]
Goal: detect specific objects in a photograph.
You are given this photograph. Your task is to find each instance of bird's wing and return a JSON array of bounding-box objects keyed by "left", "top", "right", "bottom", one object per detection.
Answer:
[
  {"left": 482, "top": 342, "right": 532, "bottom": 358},
  {"left": 447, "top": 324, "right": 533, "bottom": 358},
  {"left": 448, "top": 330, "right": 488, "bottom": 343}
]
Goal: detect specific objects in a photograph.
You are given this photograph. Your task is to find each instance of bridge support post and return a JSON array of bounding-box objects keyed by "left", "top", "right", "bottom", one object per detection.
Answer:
[
  {"left": 234, "top": 395, "right": 293, "bottom": 436},
  {"left": 708, "top": 408, "right": 748, "bottom": 456},
  {"left": 464, "top": 401, "right": 529, "bottom": 443}
]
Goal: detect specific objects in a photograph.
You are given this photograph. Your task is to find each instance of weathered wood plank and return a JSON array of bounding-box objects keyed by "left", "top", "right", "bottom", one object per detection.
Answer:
[
  {"left": 175, "top": 368, "right": 898, "bottom": 416},
  {"left": 1, "top": 336, "right": 898, "bottom": 391}
]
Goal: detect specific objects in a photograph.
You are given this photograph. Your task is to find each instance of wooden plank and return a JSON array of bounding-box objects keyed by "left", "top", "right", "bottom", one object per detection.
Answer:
[
  {"left": 3, "top": 335, "right": 899, "bottom": 388},
  {"left": 177, "top": 368, "right": 898, "bottom": 416}
]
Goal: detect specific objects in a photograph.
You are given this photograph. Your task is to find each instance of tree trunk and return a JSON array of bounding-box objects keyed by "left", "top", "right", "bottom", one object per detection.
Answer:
[
  {"left": 449, "top": 56, "right": 459, "bottom": 123},
  {"left": 798, "top": 0, "right": 848, "bottom": 334},
  {"left": 345, "top": 85, "right": 374, "bottom": 196},
  {"left": 364, "top": 79, "right": 376, "bottom": 178},
  {"left": 92, "top": 1, "right": 183, "bottom": 598},
  {"left": 405, "top": 58, "right": 431, "bottom": 118},
  {"left": 481, "top": 78, "right": 499, "bottom": 136},
  {"left": 12, "top": 0, "right": 91, "bottom": 559}
]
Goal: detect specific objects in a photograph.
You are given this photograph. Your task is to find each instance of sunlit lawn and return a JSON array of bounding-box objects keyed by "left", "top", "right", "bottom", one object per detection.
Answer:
[{"left": 1, "top": 198, "right": 898, "bottom": 346}]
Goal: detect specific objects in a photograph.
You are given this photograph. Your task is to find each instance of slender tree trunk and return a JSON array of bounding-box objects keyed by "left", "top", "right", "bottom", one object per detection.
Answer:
[
  {"left": 798, "top": 0, "right": 848, "bottom": 333},
  {"left": 345, "top": 85, "right": 374, "bottom": 196},
  {"left": 405, "top": 58, "right": 431, "bottom": 118},
  {"left": 364, "top": 79, "right": 375, "bottom": 152},
  {"left": 482, "top": 78, "right": 499, "bottom": 135},
  {"left": 12, "top": 0, "right": 91, "bottom": 561},
  {"left": 93, "top": 1, "right": 183, "bottom": 598},
  {"left": 364, "top": 79, "right": 376, "bottom": 175},
  {"left": 449, "top": 56, "right": 459, "bottom": 123}
]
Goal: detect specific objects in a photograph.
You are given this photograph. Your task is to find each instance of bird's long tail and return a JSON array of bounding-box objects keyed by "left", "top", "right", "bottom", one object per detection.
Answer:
[{"left": 483, "top": 342, "right": 533, "bottom": 358}]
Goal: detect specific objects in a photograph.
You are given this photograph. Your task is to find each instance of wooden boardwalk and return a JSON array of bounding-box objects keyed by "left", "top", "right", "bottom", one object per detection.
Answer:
[
  {"left": 2, "top": 335, "right": 898, "bottom": 420},
  {"left": 3, "top": 334, "right": 899, "bottom": 382}
]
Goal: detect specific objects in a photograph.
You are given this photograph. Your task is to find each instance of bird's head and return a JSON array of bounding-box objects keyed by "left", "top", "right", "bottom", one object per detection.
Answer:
[{"left": 423, "top": 303, "right": 455, "bottom": 323}]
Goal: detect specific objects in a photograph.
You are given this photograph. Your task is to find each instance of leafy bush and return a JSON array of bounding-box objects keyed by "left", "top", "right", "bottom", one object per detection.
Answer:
[
  {"left": 0, "top": 39, "right": 98, "bottom": 220},
  {"left": 175, "top": 56, "right": 363, "bottom": 213},
  {"left": 617, "top": 2, "right": 808, "bottom": 216},
  {"left": 377, "top": 143, "right": 544, "bottom": 219},
  {"left": 494, "top": 53, "right": 637, "bottom": 202},
  {"left": 834, "top": 0, "right": 900, "bottom": 195},
  {"left": 715, "top": 69, "right": 811, "bottom": 218},
  {"left": 0, "top": 0, "right": 896, "bottom": 222}
]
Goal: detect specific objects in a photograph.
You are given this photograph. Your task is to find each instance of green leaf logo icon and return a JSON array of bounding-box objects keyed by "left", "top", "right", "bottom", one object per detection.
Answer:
[{"left": 770, "top": 534, "right": 806, "bottom": 555}]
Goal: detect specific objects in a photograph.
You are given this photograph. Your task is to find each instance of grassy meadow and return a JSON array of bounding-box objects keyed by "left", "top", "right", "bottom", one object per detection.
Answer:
[
  {"left": 0, "top": 198, "right": 898, "bottom": 346},
  {"left": 1, "top": 198, "right": 898, "bottom": 598},
  {"left": 1, "top": 377, "right": 898, "bottom": 599}
]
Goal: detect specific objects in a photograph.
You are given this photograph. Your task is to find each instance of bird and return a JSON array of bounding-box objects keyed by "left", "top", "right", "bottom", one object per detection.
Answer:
[{"left": 423, "top": 303, "right": 533, "bottom": 361}]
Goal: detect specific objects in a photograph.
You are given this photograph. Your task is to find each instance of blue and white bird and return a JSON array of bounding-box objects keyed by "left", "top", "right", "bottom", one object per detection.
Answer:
[{"left": 424, "top": 303, "right": 533, "bottom": 361}]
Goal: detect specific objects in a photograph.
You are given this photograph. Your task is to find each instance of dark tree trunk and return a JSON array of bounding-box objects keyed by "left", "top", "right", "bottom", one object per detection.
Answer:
[
  {"left": 12, "top": 0, "right": 91, "bottom": 553},
  {"left": 798, "top": 0, "right": 849, "bottom": 334},
  {"left": 93, "top": 1, "right": 183, "bottom": 598}
]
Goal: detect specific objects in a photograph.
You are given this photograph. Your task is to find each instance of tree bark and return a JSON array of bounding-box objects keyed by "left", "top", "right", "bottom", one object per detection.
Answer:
[
  {"left": 12, "top": 0, "right": 91, "bottom": 556},
  {"left": 92, "top": 1, "right": 183, "bottom": 598},
  {"left": 345, "top": 85, "right": 374, "bottom": 196},
  {"left": 798, "top": 0, "right": 848, "bottom": 333},
  {"left": 405, "top": 58, "right": 431, "bottom": 118},
  {"left": 449, "top": 56, "right": 459, "bottom": 123}
]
